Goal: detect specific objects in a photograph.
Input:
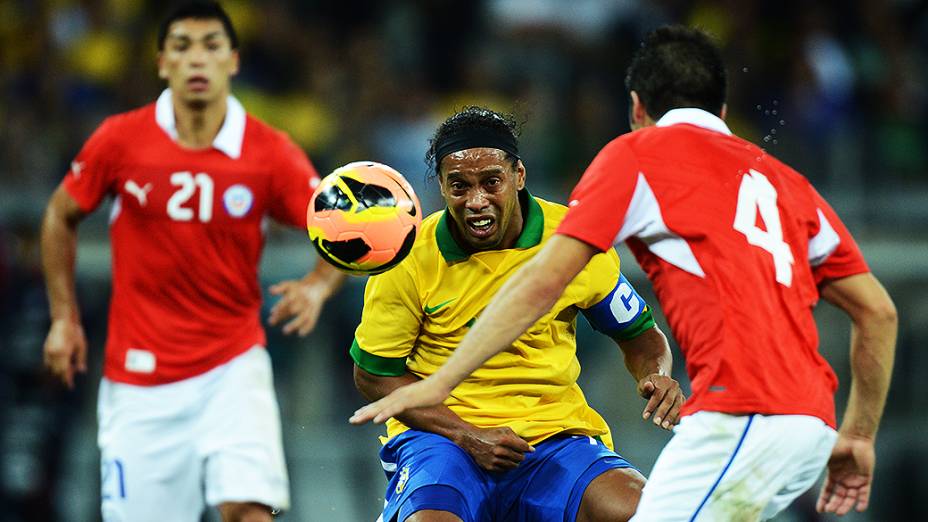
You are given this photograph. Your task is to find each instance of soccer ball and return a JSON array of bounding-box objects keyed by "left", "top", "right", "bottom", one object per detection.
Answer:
[{"left": 307, "top": 161, "right": 422, "bottom": 275}]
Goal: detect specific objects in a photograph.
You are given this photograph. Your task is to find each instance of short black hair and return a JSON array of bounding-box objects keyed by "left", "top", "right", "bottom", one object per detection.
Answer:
[
  {"left": 624, "top": 25, "right": 727, "bottom": 119},
  {"left": 426, "top": 106, "right": 521, "bottom": 179},
  {"left": 158, "top": 1, "right": 239, "bottom": 50}
]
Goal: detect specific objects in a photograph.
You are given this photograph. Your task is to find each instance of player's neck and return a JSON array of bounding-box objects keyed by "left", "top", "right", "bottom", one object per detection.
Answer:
[{"left": 172, "top": 96, "right": 227, "bottom": 150}]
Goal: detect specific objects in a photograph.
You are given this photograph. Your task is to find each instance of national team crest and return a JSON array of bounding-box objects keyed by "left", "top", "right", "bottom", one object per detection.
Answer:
[
  {"left": 223, "top": 184, "right": 254, "bottom": 217},
  {"left": 395, "top": 465, "right": 410, "bottom": 494}
]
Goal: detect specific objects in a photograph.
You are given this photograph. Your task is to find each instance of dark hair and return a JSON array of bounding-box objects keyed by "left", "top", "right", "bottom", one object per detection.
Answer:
[
  {"left": 158, "top": 1, "right": 239, "bottom": 50},
  {"left": 624, "top": 25, "right": 727, "bottom": 119},
  {"left": 426, "top": 106, "right": 521, "bottom": 179}
]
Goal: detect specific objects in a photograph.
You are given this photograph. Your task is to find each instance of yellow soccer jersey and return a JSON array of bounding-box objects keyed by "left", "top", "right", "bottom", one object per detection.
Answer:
[{"left": 351, "top": 192, "right": 654, "bottom": 448}]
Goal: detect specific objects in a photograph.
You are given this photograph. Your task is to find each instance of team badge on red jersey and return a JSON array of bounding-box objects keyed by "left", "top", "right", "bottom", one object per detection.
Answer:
[{"left": 223, "top": 184, "right": 254, "bottom": 217}]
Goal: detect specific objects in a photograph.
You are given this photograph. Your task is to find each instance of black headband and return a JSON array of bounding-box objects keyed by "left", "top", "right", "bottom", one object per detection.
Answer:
[{"left": 434, "top": 127, "right": 520, "bottom": 166}]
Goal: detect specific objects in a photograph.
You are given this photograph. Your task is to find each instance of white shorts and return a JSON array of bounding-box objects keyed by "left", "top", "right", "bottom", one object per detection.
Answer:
[
  {"left": 97, "top": 346, "right": 289, "bottom": 522},
  {"left": 630, "top": 411, "right": 837, "bottom": 522}
]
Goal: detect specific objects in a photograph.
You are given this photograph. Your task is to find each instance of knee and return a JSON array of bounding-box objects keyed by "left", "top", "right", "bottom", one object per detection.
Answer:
[
  {"left": 582, "top": 497, "right": 639, "bottom": 522},
  {"left": 577, "top": 468, "right": 645, "bottom": 522},
  {"left": 218, "top": 502, "right": 273, "bottom": 522}
]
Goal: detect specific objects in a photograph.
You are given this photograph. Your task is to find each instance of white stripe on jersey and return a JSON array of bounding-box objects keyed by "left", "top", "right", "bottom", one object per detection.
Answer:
[
  {"left": 617, "top": 172, "right": 706, "bottom": 277},
  {"left": 809, "top": 208, "right": 841, "bottom": 266}
]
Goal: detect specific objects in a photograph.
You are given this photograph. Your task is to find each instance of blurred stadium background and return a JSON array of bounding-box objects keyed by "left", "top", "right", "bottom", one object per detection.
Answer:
[{"left": 1, "top": 1, "right": 926, "bottom": 520}]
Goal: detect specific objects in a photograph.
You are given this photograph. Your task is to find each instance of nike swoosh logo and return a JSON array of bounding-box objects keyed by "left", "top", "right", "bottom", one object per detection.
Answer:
[{"left": 424, "top": 298, "right": 456, "bottom": 314}]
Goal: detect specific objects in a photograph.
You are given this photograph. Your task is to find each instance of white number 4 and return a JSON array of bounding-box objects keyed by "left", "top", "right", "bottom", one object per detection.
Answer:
[
  {"left": 733, "top": 169, "right": 794, "bottom": 287},
  {"left": 167, "top": 171, "right": 214, "bottom": 222}
]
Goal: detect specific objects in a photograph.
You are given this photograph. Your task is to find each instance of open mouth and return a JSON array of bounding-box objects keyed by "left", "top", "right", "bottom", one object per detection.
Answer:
[
  {"left": 187, "top": 75, "right": 210, "bottom": 92},
  {"left": 465, "top": 216, "right": 496, "bottom": 239}
]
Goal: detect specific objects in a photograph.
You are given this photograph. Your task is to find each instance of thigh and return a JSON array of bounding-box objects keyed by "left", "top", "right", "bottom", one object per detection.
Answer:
[
  {"left": 507, "top": 435, "right": 638, "bottom": 522},
  {"left": 631, "top": 412, "right": 836, "bottom": 522},
  {"left": 97, "top": 378, "right": 205, "bottom": 522},
  {"left": 379, "top": 430, "right": 491, "bottom": 522},
  {"left": 201, "top": 348, "right": 290, "bottom": 513},
  {"left": 760, "top": 418, "right": 837, "bottom": 520},
  {"left": 630, "top": 412, "right": 759, "bottom": 522}
]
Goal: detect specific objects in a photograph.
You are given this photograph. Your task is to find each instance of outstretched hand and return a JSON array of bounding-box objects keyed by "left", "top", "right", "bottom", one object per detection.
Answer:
[
  {"left": 268, "top": 279, "right": 329, "bottom": 336},
  {"left": 817, "top": 434, "right": 875, "bottom": 515},
  {"left": 350, "top": 377, "right": 451, "bottom": 425},
  {"left": 638, "top": 373, "right": 685, "bottom": 430}
]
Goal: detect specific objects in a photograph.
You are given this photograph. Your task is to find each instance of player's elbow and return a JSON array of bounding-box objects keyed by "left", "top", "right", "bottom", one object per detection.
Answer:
[
  {"left": 860, "top": 294, "right": 898, "bottom": 331},
  {"left": 353, "top": 365, "right": 377, "bottom": 400}
]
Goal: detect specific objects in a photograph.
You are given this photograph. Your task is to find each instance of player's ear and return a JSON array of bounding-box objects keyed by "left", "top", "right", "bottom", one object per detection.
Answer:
[
  {"left": 515, "top": 160, "right": 526, "bottom": 191},
  {"left": 629, "top": 91, "right": 648, "bottom": 130},
  {"left": 157, "top": 52, "right": 167, "bottom": 80},
  {"left": 229, "top": 49, "right": 240, "bottom": 76},
  {"left": 437, "top": 173, "right": 447, "bottom": 199}
]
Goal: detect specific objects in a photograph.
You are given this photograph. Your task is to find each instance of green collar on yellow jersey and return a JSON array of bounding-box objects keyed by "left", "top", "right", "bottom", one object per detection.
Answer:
[{"left": 436, "top": 189, "right": 545, "bottom": 262}]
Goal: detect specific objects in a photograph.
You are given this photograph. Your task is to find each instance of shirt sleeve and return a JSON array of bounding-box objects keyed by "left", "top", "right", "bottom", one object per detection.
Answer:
[
  {"left": 807, "top": 184, "right": 870, "bottom": 285},
  {"left": 62, "top": 117, "right": 120, "bottom": 213},
  {"left": 556, "top": 138, "right": 641, "bottom": 252},
  {"left": 351, "top": 263, "right": 422, "bottom": 376},
  {"left": 269, "top": 135, "right": 321, "bottom": 228},
  {"left": 577, "top": 248, "right": 655, "bottom": 340}
]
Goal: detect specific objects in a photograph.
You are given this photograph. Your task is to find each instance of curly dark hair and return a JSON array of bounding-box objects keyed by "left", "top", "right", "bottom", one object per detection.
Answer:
[
  {"left": 625, "top": 25, "right": 727, "bottom": 119},
  {"left": 425, "top": 106, "right": 521, "bottom": 179}
]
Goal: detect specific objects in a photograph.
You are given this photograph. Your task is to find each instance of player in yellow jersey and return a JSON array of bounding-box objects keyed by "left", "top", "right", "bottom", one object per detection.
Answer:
[{"left": 351, "top": 106, "right": 685, "bottom": 522}]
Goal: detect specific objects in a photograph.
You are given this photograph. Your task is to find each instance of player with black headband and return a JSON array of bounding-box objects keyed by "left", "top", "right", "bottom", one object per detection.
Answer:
[{"left": 350, "top": 106, "right": 685, "bottom": 522}]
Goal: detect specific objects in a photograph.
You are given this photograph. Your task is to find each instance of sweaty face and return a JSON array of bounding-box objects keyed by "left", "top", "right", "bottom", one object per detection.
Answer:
[
  {"left": 158, "top": 19, "right": 239, "bottom": 107},
  {"left": 439, "top": 147, "right": 525, "bottom": 252}
]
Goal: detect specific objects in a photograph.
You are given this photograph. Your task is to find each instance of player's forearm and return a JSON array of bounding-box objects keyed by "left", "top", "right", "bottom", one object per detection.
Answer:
[
  {"left": 841, "top": 307, "right": 897, "bottom": 439},
  {"left": 353, "top": 367, "right": 478, "bottom": 443},
  {"left": 301, "top": 258, "right": 346, "bottom": 299},
  {"left": 821, "top": 273, "right": 898, "bottom": 440},
  {"left": 41, "top": 197, "right": 81, "bottom": 322},
  {"left": 620, "top": 326, "right": 672, "bottom": 381}
]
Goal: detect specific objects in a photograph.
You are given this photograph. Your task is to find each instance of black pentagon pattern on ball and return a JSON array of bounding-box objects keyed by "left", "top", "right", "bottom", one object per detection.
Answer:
[
  {"left": 314, "top": 236, "right": 371, "bottom": 264},
  {"left": 365, "top": 227, "right": 417, "bottom": 275},
  {"left": 314, "top": 184, "right": 354, "bottom": 212},
  {"left": 341, "top": 177, "right": 396, "bottom": 212}
]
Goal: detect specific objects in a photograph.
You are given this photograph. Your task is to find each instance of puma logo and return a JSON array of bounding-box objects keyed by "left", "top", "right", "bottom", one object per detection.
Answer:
[
  {"left": 125, "top": 180, "right": 153, "bottom": 206},
  {"left": 71, "top": 161, "right": 85, "bottom": 179}
]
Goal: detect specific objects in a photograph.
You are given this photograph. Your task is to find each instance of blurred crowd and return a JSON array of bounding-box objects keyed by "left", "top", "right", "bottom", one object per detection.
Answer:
[{"left": 1, "top": 1, "right": 927, "bottom": 521}]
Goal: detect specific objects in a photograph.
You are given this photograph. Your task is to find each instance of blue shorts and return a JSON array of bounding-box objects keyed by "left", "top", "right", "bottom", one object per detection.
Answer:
[{"left": 378, "top": 430, "right": 636, "bottom": 522}]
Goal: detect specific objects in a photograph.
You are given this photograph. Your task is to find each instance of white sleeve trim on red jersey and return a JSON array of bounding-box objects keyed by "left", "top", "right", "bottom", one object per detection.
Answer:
[
  {"left": 617, "top": 172, "right": 706, "bottom": 277},
  {"left": 808, "top": 208, "right": 841, "bottom": 267}
]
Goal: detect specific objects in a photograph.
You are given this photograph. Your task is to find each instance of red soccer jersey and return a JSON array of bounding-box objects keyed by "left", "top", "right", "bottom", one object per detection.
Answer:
[
  {"left": 63, "top": 90, "right": 320, "bottom": 385},
  {"left": 557, "top": 109, "right": 869, "bottom": 428}
]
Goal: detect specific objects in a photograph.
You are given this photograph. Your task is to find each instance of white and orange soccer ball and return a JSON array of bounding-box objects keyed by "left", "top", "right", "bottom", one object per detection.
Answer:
[{"left": 307, "top": 161, "right": 422, "bottom": 275}]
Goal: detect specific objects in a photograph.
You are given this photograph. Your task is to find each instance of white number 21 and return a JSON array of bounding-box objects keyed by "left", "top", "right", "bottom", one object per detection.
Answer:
[
  {"left": 733, "top": 169, "right": 794, "bottom": 287},
  {"left": 167, "top": 171, "right": 214, "bottom": 222}
]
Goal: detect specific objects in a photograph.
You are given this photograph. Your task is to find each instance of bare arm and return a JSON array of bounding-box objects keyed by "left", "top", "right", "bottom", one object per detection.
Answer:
[
  {"left": 816, "top": 272, "right": 897, "bottom": 515},
  {"left": 353, "top": 366, "right": 534, "bottom": 470},
  {"left": 41, "top": 186, "right": 89, "bottom": 388},
  {"left": 268, "top": 259, "right": 346, "bottom": 336},
  {"left": 350, "top": 234, "right": 597, "bottom": 424},
  {"left": 821, "top": 272, "right": 897, "bottom": 438},
  {"left": 617, "top": 326, "right": 685, "bottom": 430}
]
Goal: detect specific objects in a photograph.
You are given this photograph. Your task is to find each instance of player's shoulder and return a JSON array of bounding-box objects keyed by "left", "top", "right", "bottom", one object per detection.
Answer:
[
  {"left": 94, "top": 103, "right": 157, "bottom": 137},
  {"left": 243, "top": 112, "right": 297, "bottom": 149},
  {"left": 533, "top": 195, "right": 568, "bottom": 227},
  {"left": 399, "top": 209, "right": 444, "bottom": 268}
]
